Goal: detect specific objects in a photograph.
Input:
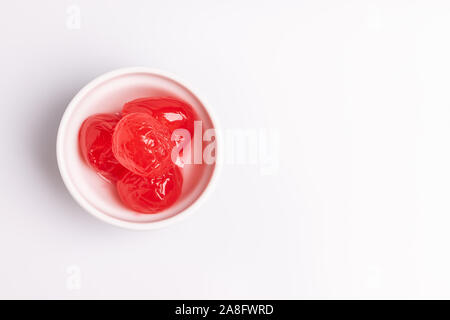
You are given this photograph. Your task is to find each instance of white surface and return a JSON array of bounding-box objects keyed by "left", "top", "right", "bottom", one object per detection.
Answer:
[{"left": 1, "top": 0, "right": 450, "bottom": 299}]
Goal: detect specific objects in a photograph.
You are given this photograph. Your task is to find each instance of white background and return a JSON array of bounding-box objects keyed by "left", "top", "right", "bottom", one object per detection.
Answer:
[{"left": 1, "top": 0, "right": 450, "bottom": 299}]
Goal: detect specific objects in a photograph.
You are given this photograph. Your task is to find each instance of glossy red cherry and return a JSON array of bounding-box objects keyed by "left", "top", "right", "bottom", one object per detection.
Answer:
[
  {"left": 112, "top": 112, "right": 176, "bottom": 176},
  {"left": 117, "top": 167, "right": 183, "bottom": 214},
  {"left": 78, "top": 113, "right": 128, "bottom": 183},
  {"left": 122, "top": 97, "right": 195, "bottom": 145}
]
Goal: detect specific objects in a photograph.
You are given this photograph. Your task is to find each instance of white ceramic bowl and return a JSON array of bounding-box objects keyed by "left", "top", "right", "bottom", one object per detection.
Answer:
[{"left": 57, "top": 67, "right": 221, "bottom": 230}]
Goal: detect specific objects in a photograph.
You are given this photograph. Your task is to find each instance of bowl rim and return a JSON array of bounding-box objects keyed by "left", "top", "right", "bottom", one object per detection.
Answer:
[{"left": 56, "top": 67, "right": 222, "bottom": 230}]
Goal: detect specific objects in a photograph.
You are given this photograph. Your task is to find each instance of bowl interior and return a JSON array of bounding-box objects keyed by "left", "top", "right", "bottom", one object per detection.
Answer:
[{"left": 58, "top": 70, "right": 216, "bottom": 226}]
